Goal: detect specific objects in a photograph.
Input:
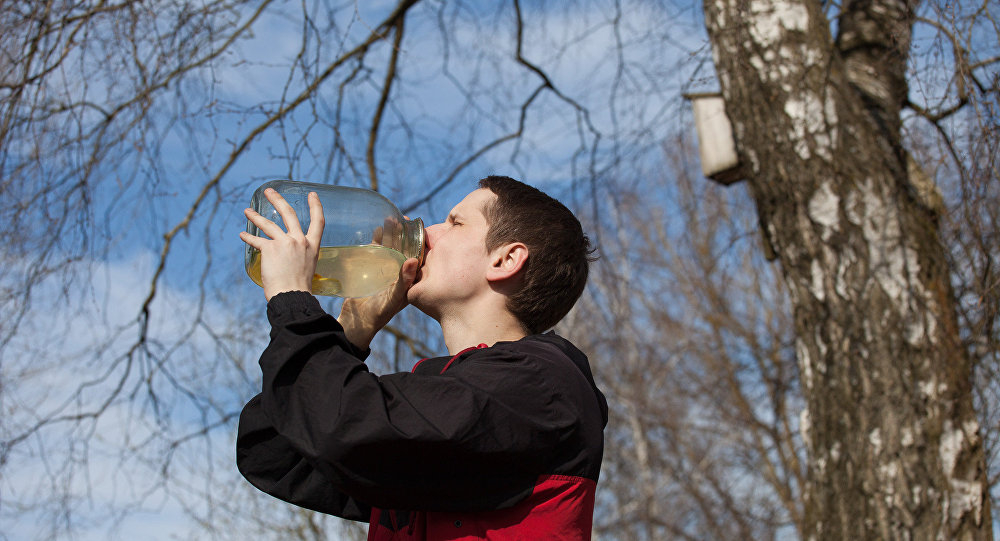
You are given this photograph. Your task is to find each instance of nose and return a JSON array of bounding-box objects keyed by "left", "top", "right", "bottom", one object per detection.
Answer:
[{"left": 424, "top": 222, "right": 445, "bottom": 248}]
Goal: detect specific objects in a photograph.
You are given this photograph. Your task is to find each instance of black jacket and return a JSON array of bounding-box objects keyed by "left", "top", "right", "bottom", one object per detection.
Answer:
[{"left": 236, "top": 291, "right": 608, "bottom": 523}]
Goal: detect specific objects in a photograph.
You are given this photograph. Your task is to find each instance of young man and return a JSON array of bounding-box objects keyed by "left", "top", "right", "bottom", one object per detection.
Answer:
[{"left": 236, "top": 176, "right": 607, "bottom": 540}]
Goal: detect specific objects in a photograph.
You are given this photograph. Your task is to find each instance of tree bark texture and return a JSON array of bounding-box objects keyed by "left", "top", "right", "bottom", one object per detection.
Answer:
[{"left": 702, "top": 0, "right": 992, "bottom": 539}]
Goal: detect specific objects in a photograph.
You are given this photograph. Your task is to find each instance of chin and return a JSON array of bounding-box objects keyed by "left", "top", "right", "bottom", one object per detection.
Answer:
[
  {"left": 408, "top": 296, "right": 439, "bottom": 321},
  {"left": 406, "top": 283, "right": 426, "bottom": 307},
  {"left": 406, "top": 286, "right": 440, "bottom": 320}
]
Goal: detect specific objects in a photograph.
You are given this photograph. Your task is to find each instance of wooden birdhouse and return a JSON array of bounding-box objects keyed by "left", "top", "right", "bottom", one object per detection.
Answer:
[{"left": 685, "top": 92, "right": 745, "bottom": 185}]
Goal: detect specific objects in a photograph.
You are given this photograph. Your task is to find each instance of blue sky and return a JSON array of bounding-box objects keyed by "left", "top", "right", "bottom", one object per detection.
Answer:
[
  {"left": 0, "top": 1, "right": 710, "bottom": 538},
  {"left": 5, "top": 0, "right": 995, "bottom": 538}
]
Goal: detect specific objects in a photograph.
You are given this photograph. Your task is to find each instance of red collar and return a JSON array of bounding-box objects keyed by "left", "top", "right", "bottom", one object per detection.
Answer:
[{"left": 440, "top": 343, "right": 488, "bottom": 374}]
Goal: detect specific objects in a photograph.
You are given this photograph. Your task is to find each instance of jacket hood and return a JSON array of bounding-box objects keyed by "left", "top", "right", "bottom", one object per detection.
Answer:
[{"left": 523, "top": 333, "right": 609, "bottom": 428}]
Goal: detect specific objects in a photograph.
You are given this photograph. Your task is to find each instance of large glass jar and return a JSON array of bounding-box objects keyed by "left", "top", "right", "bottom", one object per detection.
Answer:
[{"left": 245, "top": 180, "right": 425, "bottom": 298}]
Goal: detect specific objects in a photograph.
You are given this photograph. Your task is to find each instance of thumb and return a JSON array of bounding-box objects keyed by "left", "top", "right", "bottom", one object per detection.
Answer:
[{"left": 399, "top": 258, "right": 419, "bottom": 287}]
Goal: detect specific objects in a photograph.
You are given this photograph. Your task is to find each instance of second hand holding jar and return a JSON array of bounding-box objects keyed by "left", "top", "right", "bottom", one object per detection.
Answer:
[{"left": 245, "top": 180, "right": 425, "bottom": 298}]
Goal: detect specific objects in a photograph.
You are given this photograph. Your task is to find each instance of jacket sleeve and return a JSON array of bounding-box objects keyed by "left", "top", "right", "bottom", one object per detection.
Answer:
[
  {"left": 237, "top": 393, "right": 371, "bottom": 521},
  {"left": 236, "top": 291, "right": 575, "bottom": 514}
]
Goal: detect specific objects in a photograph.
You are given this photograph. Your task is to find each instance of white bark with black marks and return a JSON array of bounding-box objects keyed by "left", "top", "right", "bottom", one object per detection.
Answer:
[{"left": 703, "top": 0, "right": 992, "bottom": 538}]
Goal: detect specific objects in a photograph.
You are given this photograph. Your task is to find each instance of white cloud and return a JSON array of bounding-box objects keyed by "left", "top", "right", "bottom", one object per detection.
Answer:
[{"left": 0, "top": 251, "right": 276, "bottom": 540}]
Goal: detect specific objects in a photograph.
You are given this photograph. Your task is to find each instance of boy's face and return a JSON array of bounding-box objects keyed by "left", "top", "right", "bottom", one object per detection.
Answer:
[{"left": 407, "top": 188, "right": 496, "bottom": 318}]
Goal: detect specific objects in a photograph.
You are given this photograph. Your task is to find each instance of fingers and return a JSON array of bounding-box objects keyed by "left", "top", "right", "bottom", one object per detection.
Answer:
[
  {"left": 400, "top": 257, "right": 420, "bottom": 284},
  {"left": 305, "top": 192, "right": 325, "bottom": 247},
  {"left": 244, "top": 207, "right": 285, "bottom": 240},
  {"left": 374, "top": 217, "right": 403, "bottom": 249},
  {"left": 379, "top": 257, "right": 420, "bottom": 316},
  {"left": 244, "top": 188, "right": 322, "bottom": 244},
  {"left": 390, "top": 258, "right": 420, "bottom": 298},
  {"left": 264, "top": 188, "right": 304, "bottom": 236},
  {"left": 239, "top": 230, "right": 267, "bottom": 250}
]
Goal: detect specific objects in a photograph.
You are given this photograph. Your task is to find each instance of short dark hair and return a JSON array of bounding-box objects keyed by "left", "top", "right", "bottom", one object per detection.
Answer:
[{"left": 478, "top": 176, "right": 594, "bottom": 334}]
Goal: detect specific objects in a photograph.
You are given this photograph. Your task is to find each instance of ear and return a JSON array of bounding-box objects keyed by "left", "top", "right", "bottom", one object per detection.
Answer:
[{"left": 485, "top": 242, "right": 528, "bottom": 283}]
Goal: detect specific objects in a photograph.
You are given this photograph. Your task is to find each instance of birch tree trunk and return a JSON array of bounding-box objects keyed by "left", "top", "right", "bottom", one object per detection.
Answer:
[{"left": 702, "top": 0, "right": 992, "bottom": 538}]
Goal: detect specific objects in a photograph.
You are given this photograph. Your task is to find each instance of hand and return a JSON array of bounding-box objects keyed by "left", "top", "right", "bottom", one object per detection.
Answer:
[
  {"left": 372, "top": 216, "right": 403, "bottom": 252},
  {"left": 239, "top": 188, "right": 325, "bottom": 301},
  {"left": 337, "top": 257, "right": 420, "bottom": 350}
]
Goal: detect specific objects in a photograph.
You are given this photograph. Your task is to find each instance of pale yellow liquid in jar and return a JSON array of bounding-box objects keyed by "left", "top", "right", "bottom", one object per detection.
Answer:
[{"left": 247, "top": 245, "right": 406, "bottom": 298}]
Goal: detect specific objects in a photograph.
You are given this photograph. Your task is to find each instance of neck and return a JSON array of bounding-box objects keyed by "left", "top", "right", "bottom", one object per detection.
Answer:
[{"left": 437, "top": 302, "right": 528, "bottom": 355}]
